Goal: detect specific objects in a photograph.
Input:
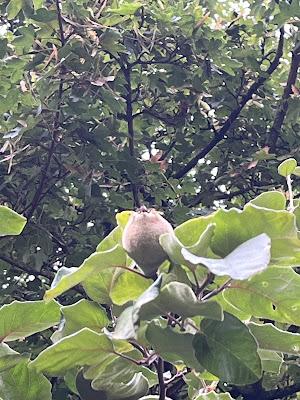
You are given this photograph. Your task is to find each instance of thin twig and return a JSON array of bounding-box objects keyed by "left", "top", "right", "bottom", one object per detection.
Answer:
[
  {"left": 112, "top": 264, "right": 149, "bottom": 279},
  {"left": 201, "top": 278, "right": 232, "bottom": 301},
  {"left": 197, "top": 272, "right": 214, "bottom": 299},
  {"left": 25, "top": 0, "right": 67, "bottom": 219},
  {"left": 266, "top": 40, "right": 300, "bottom": 152},
  {"left": 114, "top": 351, "right": 143, "bottom": 365},
  {"left": 286, "top": 175, "right": 294, "bottom": 212},
  {"left": 0, "top": 254, "right": 53, "bottom": 281}
]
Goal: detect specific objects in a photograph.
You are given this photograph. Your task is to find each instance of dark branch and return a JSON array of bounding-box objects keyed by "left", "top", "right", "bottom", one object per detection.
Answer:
[
  {"left": 266, "top": 40, "right": 300, "bottom": 152},
  {"left": 122, "top": 63, "right": 140, "bottom": 207},
  {"left": 173, "top": 27, "right": 285, "bottom": 179},
  {"left": 201, "top": 279, "right": 232, "bottom": 301},
  {"left": 0, "top": 254, "right": 53, "bottom": 281},
  {"left": 155, "top": 357, "right": 166, "bottom": 400},
  {"left": 25, "top": 0, "right": 67, "bottom": 219}
]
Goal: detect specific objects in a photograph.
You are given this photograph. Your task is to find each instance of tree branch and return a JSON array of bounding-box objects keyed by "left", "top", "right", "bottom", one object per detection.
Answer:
[
  {"left": 173, "top": 27, "right": 285, "bottom": 179},
  {"left": 0, "top": 254, "right": 53, "bottom": 281},
  {"left": 266, "top": 40, "right": 300, "bottom": 152},
  {"left": 122, "top": 63, "right": 140, "bottom": 207},
  {"left": 25, "top": 0, "right": 66, "bottom": 219},
  {"left": 201, "top": 279, "right": 232, "bottom": 301},
  {"left": 155, "top": 357, "right": 166, "bottom": 400}
]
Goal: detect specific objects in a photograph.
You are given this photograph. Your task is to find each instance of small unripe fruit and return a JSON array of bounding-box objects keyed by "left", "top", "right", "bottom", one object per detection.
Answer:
[{"left": 122, "top": 207, "right": 173, "bottom": 277}]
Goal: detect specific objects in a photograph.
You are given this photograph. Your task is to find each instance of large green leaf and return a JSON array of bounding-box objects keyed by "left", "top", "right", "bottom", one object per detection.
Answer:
[
  {"left": 249, "top": 323, "right": 300, "bottom": 355},
  {"left": 175, "top": 204, "right": 300, "bottom": 266},
  {"left": 113, "top": 278, "right": 223, "bottom": 340},
  {"left": 212, "top": 205, "right": 300, "bottom": 265},
  {"left": 160, "top": 224, "right": 216, "bottom": 267},
  {"left": 84, "top": 354, "right": 150, "bottom": 399},
  {"left": 30, "top": 328, "right": 131, "bottom": 376},
  {"left": 110, "top": 271, "right": 152, "bottom": 306},
  {"left": 222, "top": 266, "right": 300, "bottom": 325},
  {"left": 250, "top": 191, "right": 286, "bottom": 210},
  {"left": 83, "top": 366, "right": 149, "bottom": 400},
  {"left": 96, "top": 226, "right": 121, "bottom": 252},
  {"left": 138, "top": 281, "right": 223, "bottom": 320},
  {"left": 52, "top": 300, "right": 109, "bottom": 342},
  {"left": 0, "top": 360, "right": 51, "bottom": 400},
  {"left": 6, "top": 0, "right": 23, "bottom": 19},
  {"left": 193, "top": 313, "right": 262, "bottom": 385},
  {"left": 0, "top": 343, "right": 29, "bottom": 373},
  {"left": 0, "top": 206, "right": 26, "bottom": 236},
  {"left": 0, "top": 300, "right": 60, "bottom": 342},
  {"left": 44, "top": 244, "right": 126, "bottom": 302},
  {"left": 146, "top": 322, "right": 203, "bottom": 371},
  {"left": 182, "top": 233, "right": 270, "bottom": 280}
]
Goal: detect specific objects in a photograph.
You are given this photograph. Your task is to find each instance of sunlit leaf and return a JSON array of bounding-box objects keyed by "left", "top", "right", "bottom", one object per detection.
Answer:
[
  {"left": 0, "top": 360, "right": 51, "bottom": 400},
  {"left": 0, "top": 300, "right": 60, "bottom": 342},
  {"left": 182, "top": 233, "right": 271, "bottom": 280},
  {"left": 249, "top": 322, "right": 300, "bottom": 355},
  {"left": 221, "top": 266, "right": 300, "bottom": 325},
  {"left": 278, "top": 158, "right": 297, "bottom": 177},
  {"left": 0, "top": 206, "right": 26, "bottom": 237}
]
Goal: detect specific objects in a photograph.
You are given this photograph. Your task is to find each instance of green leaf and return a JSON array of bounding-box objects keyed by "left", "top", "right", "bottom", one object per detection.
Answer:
[
  {"left": 175, "top": 215, "right": 214, "bottom": 247},
  {"left": 86, "top": 357, "right": 149, "bottom": 399},
  {"left": 249, "top": 323, "right": 300, "bottom": 355},
  {"left": 0, "top": 360, "right": 51, "bottom": 400},
  {"left": 146, "top": 322, "right": 203, "bottom": 371},
  {"left": 137, "top": 280, "right": 223, "bottom": 320},
  {"left": 0, "top": 343, "right": 29, "bottom": 373},
  {"left": 6, "top": 0, "right": 23, "bottom": 19},
  {"left": 175, "top": 203, "right": 300, "bottom": 267},
  {"left": 30, "top": 8, "right": 57, "bottom": 22},
  {"left": 292, "top": 166, "right": 300, "bottom": 177},
  {"left": 0, "top": 300, "right": 60, "bottom": 342},
  {"left": 160, "top": 224, "right": 216, "bottom": 267},
  {"left": 222, "top": 266, "right": 300, "bottom": 325},
  {"left": 113, "top": 277, "right": 223, "bottom": 340},
  {"left": 278, "top": 158, "right": 297, "bottom": 177},
  {"left": 110, "top": 271, "right": 152, "bottom": 306},
  {"left": 0, "top": 206, "right": 26, "bottom": 236},
  {"left": 109, "top": 2, "right": 143, "bottom": 15},
  {"left": 250, "top": 191, "right": 286, "bottom": 210},
  {"left": 96, "top": 226, "right": 121, "bottom": 251},
  {"left": 257, "top": 349, "right": 283, "bottom": 374},
  {"left": 182, "top": 233, "right": 271, "bottom": 280},
  {"left": 30, "top": 328, "right": 130, "bottom": 376},
  {"left": 44, "top": 244, "right": 126, "bottom": 302},
  {"left": 212, "top": 205, "right": 300, "bottom": 266},
  {"left": 52, "top": 300, "right": 109, "bottom": 342},
  {"left": 193, "top": 312, "right": 262, "bottom": 385}
]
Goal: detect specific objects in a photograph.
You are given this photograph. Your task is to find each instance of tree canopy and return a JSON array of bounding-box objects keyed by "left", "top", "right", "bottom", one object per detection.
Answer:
[{"left": 0, "top": 0, "right": 300, "bottom": 399}]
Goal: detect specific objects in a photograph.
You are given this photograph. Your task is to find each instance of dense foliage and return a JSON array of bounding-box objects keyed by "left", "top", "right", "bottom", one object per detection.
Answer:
[{"left": 0, "top": 0, "right": 300, "bottom": 399}]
